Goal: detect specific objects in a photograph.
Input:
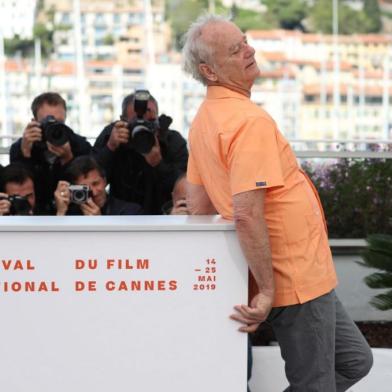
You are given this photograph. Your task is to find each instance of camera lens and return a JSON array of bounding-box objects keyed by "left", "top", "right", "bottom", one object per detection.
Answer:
[
  {"left": 72, "top": 190, "right": 86, "bottom": 203},
  {"left": 9, "top": 196, "right": 31, "bottom": 215},
  {"left": 45, "top": 123, "right": 70, "bottom": 146},
  {"left": 132, "top": 125, "right": 155, "bottom": 154}
]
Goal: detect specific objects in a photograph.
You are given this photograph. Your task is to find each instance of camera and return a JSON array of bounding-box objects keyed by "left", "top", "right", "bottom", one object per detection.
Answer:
[
  {"left": 126, "top": 90, "right": 172, "bottom": 155},
  {"left": 69, "top": 185, "right": 91, "bottom": 204},
  {"left": 40, "top": 115, "right": 72, "bottom": 146},
  {"left": 0, "top": 195, "right": 31, "bottom": 215}
]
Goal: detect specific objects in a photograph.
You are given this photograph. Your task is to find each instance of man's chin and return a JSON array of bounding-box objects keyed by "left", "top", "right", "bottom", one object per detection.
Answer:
[{"left": 95, "top": 198, "right": 106, "bottom": 209}]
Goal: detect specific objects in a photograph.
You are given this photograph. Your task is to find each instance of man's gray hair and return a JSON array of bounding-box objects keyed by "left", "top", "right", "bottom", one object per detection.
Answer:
[{"left": 182, "top": 14, "right": 231, "bottom": 85}]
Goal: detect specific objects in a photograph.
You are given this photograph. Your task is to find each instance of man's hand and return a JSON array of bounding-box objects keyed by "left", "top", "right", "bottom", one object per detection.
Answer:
[
  {"left": 0, "top": 192, "right": 11, "bottom": 216},
  {"left": 232, "top": 189, "right": 275, "bottom": 332},
  {"left": 143, "top": 136, "right": 162, "bottom": 167},
  {"left": 54, "top": 181, "right": 71, "bottom": 216},
  {"left": 21, "top": 120, "right": 42, "bottom": 158},
  {"left": 230, "top": 290, "right": 274, "bottom": 333},
  {"left": 80, "top": 198, "right": 101, "bottom": 216},
  {"left": 107, "top": 121, "right": 129, "bottom": 151},
  {"left": 47, "top": 141, "right": 73, "bottom": 165},
  {"left": 170, "top": 199, "right": 189, "bottom": 215}
]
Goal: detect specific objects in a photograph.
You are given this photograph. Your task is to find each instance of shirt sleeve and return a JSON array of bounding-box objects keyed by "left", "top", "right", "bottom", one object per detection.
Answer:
[
  {"left": 227, "top": 116, "right": 284, "bottom": 195},
  {"left": 187, "top": 147, "right": 202, "bottom": 185}
]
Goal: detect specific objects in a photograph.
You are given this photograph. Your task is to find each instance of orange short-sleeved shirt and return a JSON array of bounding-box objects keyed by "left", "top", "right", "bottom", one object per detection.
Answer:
[{"left": 187, "top": 86, "right": 337, "bottom": 307}]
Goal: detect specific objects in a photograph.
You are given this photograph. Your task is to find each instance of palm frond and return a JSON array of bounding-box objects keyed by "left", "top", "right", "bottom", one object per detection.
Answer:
[
  {"left": 364, "top": 272, "right": 392, "bottom": 289},
  {"left": 361, "top": 250, "right": 392, "bottom": 272},
  {"left": 370, "top": 290, "right": 392, "bottom": 311},
  {"left": 366, "top": 234, "right": 392, "bottom": 256}
]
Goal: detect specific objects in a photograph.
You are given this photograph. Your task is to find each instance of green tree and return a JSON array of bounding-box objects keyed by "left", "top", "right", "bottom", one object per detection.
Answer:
[
  {"left": 308, "top": 0, "right": 333, "bottom": 33},
  {"left": 364, "top": 0, "right": 382, "bottom": 32},
  {"left": 167, "top": 0, "right": 275, "bottom": 48},
  {"left": 103, "top": 34, "right": 115, "bottom": 45},
  {"left": 4, "top": 35, "right": 34, "bottom": 57},
  {"left": 33, "top": 23, "right": 54, "bottom": 57},
  {"left": 339, "top": 5, "right": 369, "bottom": 34},
  {"left": 232, "top": 5, "right": 276, "bottom": 31},
  {"left": 166, "top": 0, "right": 210, "bottom": 49},
  {"left": 359, "top": 234, "right": 392, "bottom": 311},
  {"left": 264, "top": 0, "right": 308, "bottom": 30},
  {"left": 308, "top": 0, "right": 376, "bottom": 34}
]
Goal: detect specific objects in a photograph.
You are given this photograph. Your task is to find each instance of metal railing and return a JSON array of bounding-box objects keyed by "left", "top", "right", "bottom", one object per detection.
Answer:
[{"left": 2, "top": 136, "right": 392, "bottom": 159}]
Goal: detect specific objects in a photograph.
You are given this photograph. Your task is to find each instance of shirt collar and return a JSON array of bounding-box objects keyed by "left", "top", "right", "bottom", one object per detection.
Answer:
[{"left": 206, "top": 84, "right": 251, "bottom": 100}]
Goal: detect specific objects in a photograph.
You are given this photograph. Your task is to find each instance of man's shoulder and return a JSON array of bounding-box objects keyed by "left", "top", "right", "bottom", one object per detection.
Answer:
[
  {"left": 195, "top": 96, "right": 275, "bottom": 132},
  {"left": 69, "top": 131, "right": 88, "bottom": 143},
  {"left": 11, "top": 137, "right": 22, "bottom": 147},
  {"left": 68, "top": 131, "right": 92, "bottom": 154},
  {"left": 99, "top": 122, "right": 116, "bottom": 137},
  {"left": 242, "top": 104, "right": 275, "bottom": 126},
  {"left": 94, "top": 123, "right": 116, "bottom": 148},
  {"left": 9, "top": 138, "right": 22, "bottom": 157},
  {"left": 165, "top": 129, "right": 186, "bottom": 142}
]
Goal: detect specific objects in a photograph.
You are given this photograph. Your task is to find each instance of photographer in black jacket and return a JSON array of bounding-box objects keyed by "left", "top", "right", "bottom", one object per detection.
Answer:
[
  {"left": 54, "top": 156, "right": 142, "bottom": 216},
  {"left": 0, "top": 164, "right": 46, "bottom": 215},
  {"left": 93, "top": 90, "right": 188, "bottom": 214},
  {"left": 10, "top": 92, "right": 91, "bottom": 212}
]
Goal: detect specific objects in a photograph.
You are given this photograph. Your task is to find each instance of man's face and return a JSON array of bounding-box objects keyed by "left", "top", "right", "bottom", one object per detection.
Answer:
[
  {"left": 5, "top": 178, "right": 35, "bottom": 212},
  {"left": 201, "top": 21, "right": 260, "bottom": 90},
  {"left": 35, "top": 103, "right": 66, "bottom": 123},
  {"left": 75, "top": 169, "right": 107, "bottom": 208},
  {"left": 125, "top": 100, "right": 158, "bottom": 122}
]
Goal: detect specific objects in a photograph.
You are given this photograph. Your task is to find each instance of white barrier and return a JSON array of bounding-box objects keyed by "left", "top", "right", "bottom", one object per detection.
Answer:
[{"left": 0, "top": 216, "right": 248, "bottom": 392}]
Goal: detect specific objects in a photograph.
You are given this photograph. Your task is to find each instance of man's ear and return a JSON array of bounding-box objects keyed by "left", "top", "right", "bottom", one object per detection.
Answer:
[{"left": 199, "top": 63, "right": 218, "bottom": 82}]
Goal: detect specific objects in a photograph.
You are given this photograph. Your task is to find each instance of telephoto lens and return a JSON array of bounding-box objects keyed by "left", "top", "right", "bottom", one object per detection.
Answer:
[{"left": 40, "top": 115, "right": 72, "bottom": 146}]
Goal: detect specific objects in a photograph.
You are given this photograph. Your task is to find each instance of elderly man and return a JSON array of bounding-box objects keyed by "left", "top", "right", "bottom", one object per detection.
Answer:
[{"left": 182, "top": 14, "right": 372, "bottom": 391}]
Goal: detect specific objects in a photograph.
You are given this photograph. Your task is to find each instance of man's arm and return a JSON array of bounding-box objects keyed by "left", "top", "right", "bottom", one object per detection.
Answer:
[
  {"left": 0, "top": 192, "right": 11, "bottom": 215},
  {"left": 91, "top": 124, "right": 118, "bottom": 179},
  {"left": 54, "top": 180, "right": 70, "bottom": 216},
  {"left": 230, "top": 188, "right": 275, "bottom": 333},
  {"left": 186, "top": 182, "right": 216, "bottom": 215}
]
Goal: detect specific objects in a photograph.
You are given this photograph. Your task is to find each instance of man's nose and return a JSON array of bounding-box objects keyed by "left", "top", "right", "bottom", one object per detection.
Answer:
[{"left": 245, "top": 44, "right": 255, "bottom": 58}]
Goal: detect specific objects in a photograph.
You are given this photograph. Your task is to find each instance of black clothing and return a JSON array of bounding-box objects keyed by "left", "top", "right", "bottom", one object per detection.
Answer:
[
  {"left": 10, "top": 133, "right": 91, "bottom": 213},
  {"left": 66, "top": 195, "right": 142, "bottom": 216},
  {"left": 93, "top": 123, "right": 188, "bottom": 214}
]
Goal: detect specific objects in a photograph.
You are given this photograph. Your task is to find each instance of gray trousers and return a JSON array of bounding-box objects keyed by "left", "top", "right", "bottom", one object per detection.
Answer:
[{"left": 266, "top": 290, "right": 373, "bottom": 392}]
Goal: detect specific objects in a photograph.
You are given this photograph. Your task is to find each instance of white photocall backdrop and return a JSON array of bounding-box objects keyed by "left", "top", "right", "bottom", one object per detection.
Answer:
[{"left": 0, "top": 216, "right": 248, "bottom": 392}]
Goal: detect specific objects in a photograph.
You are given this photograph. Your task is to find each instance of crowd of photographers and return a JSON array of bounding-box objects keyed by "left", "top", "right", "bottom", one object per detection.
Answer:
[{"left": 0, "top": 91, "right": 189, "bottom": 217}]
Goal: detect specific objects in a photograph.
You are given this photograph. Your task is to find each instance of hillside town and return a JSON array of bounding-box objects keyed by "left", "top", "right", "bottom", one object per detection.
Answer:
[{"left": 0, "top": 0, "right": 391, "bottom": 142}]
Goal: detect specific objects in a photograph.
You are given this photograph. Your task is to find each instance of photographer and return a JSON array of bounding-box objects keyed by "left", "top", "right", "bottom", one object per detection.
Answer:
[
  {"left": 161, "top": 172, "right": 189, "bottom": 215},
  {"left": 55, "top": 156, "right": 142, "bottom": 216},
  {"left": 93, "top": 90, "right": 188, "bottom": 214},
  {"left": 0, "top": 164, "right": 44, "bottom": 216},
  {"left": 10, "top": 92, "right": 92, "bottom": 213},
  {"left": 170, "top": 173, "right": 189, "bottom": 215}
]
